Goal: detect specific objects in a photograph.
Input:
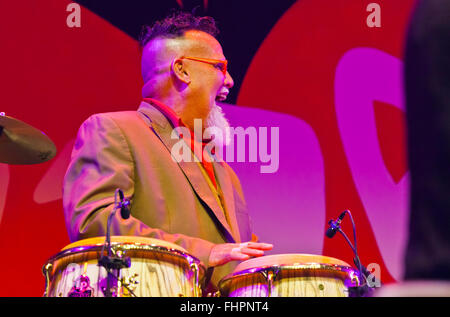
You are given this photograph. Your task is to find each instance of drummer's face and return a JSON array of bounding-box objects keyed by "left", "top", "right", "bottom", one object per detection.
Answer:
[{"left": 171, "top": 31, "right": 234, "bottom": 129}]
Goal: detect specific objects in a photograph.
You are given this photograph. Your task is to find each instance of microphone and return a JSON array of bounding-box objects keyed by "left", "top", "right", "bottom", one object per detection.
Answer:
[
  {"left": 120, "top": 199, "right": 131, "bottom": 219},
  {"left": 117, "top": 189, "right": 131, "bottom": 219},
  {"left": 325, "top": 210, "right": 347, "bottom": 238}
]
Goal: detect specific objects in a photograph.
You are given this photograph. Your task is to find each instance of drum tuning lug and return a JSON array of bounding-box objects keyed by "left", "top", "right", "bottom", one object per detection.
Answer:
[
  {"left": 42, "top": 263, "right": 53, "bottom": 297},
  {"left": 128, "top": 273, "right": 139, "bottom": 285}
]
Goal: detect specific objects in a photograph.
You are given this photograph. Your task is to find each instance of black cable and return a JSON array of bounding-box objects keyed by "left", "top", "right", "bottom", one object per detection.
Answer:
[
  {"left": 343, "top": 210, "right": 365, "bottom": 285},
  {"left": 336, "top": 227, "right": 365, "bottom": 285},
  {"left": 328, "top": 210, "right": 366, "bottom": 286}
]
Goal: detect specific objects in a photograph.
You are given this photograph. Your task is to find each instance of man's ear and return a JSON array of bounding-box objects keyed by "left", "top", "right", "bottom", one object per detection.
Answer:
[{"left": 171, "top": 59, "right": 191, "bottom": 84}]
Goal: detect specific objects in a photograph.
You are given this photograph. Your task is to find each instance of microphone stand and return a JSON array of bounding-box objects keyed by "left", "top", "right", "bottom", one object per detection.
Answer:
[
  {"left": 98, "top": 189, "right": 132, "bottom": 297},
  {"left": 327, "top": 210, "right": 378, "bottom": 297}
]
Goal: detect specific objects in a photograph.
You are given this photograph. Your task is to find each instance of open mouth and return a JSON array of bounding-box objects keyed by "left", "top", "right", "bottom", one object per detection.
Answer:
[
  {"left": 215, "top": 95, "right": 226, "bottom": 102},
  {"left": 215, "top": 92, "right": 228, "bottom": 102}
]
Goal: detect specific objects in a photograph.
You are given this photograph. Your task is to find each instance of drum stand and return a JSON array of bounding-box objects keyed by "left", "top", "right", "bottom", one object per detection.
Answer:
[
  {"left": 348, "top": 257, "right": 382, "bottom": 297},
  {"left": 98, "top": 251, "right": 131, "bottom": 297},
  {"left": 98, "top": 189, "right": 133, "bottom": 297}
]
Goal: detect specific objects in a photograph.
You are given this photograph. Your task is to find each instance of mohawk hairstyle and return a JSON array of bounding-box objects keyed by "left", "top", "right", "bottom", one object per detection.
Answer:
[{"left": 139, "top": 11, "right": 219, "bottom": 47}]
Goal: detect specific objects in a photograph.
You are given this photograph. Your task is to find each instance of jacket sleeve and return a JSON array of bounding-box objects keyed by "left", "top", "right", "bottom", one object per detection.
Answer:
[{"left": 62, "top": 113, "right": 215, "bottom": 266}]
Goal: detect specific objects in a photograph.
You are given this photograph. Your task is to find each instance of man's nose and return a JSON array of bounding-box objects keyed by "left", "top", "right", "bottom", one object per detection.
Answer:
[{"left": 224, "top": 71, "right": 234, "bottom": 89}]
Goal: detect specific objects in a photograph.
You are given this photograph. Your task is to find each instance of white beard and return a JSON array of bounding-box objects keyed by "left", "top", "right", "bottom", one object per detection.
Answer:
[{"left": 206, "top": 102, "right": 231, "bottom": 148}]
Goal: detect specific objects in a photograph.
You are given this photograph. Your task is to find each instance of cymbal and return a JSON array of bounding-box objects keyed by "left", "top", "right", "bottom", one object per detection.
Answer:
[{"left": 0, "top": 113, "right": 57, "bottom": 164}]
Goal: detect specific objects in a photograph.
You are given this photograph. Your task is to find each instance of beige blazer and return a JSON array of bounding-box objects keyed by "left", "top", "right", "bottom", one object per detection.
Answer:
[{"left": 63, "top": 100, "right": 253, "bottom": 288}]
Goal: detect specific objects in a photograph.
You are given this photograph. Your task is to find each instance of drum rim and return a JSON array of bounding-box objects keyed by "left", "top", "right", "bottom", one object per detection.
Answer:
[
  {"left": 43, "top": 240, "right": 206, "bottom": 278},
  {"left": 218, "top": 262, "right": 359, "bottom": 293}
]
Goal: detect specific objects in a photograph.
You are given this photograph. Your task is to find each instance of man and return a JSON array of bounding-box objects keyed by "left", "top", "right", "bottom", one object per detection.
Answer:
[{"left": 63, "top": 11, "right": 272, "bottom": 291}]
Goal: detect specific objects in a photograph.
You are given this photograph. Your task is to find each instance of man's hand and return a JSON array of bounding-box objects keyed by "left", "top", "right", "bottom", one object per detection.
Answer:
[{"left": 208, "top": 241, "right": 273, "bottom": 267}]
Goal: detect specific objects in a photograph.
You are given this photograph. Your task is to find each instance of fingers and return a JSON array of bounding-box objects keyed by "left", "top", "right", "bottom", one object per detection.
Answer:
[
  {"left": 228, "top": 250, "right": 251, "bottom": 262},
  {"left": 229, "top": 241, "right": 273, "bottom": 260},
  {"left": 241, "top": 242, "right": 273, "bottom": 250},
  {"left": 230, "top": 246, "right": 263, "bottom": 257},
  {"left": 240, "top": 247, "right": 265, "bottom": 257},
  {"left": 208, "top": 241, "right": 274, "bottom": 267}
]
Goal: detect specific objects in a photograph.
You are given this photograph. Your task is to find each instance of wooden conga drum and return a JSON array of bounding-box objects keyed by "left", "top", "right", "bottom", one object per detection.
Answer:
[
  {"left": 42, "top": 236, "right": 205, "bottom": 297},
  {"left": 219, "top": 254, "right": 359, "bottom": 297}
]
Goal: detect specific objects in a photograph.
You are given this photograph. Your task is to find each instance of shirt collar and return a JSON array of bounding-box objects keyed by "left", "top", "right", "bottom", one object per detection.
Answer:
[
  {"left": 142, "top": 98, "right": 214, "bottom": 153},
  {"left": 142, "top": 98, "right": 183, "bottom": 128}
]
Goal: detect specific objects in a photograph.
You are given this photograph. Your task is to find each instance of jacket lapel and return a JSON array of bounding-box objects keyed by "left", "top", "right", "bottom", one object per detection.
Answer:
[
  {"left": 137, "top": 101, "right": 236, "bottom": 242},
  {"left": 213, "top": 161, "right": 241, "bottom": 243}
]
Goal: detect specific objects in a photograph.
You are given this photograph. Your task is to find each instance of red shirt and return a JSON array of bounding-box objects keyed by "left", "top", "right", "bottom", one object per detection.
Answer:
[{"left": 143, "top": 98, "right": 218, "bottom": 189}]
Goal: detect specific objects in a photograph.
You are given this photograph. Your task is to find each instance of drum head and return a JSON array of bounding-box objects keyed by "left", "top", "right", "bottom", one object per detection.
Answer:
[
  {"left": 61, "top": 236, "right": 189, "bottom": 253},
  {"left": 233, "top": 254, "right": 352, "bottom": 272}
]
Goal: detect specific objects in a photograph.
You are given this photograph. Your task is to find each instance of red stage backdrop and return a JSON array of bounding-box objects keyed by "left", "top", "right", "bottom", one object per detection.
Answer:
[{"left": 0, "top": 0, "right": 415, "bottom": 296}]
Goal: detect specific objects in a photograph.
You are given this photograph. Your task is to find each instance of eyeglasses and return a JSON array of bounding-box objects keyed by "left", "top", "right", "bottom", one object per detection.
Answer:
[{"left": 180, "top": 56, "right": 228, "bottom": 76}]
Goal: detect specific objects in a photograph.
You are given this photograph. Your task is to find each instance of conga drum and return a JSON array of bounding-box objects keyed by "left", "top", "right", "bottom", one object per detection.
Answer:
[
  {"left": 42, "top": 236, "right": 205, "bottom": 297},
  {"left": 218, "top": 254, "right": 359, "bottom": 297}
]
